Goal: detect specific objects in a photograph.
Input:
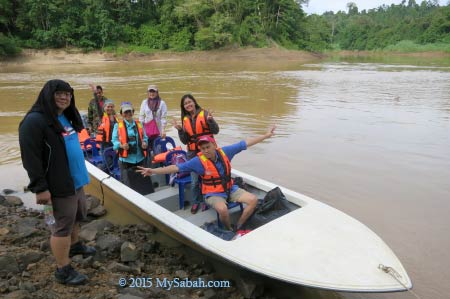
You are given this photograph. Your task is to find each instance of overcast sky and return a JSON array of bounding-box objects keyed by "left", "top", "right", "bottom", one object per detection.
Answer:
[{"left": 303, "top": 0, "right": 448, "bottom": 15}]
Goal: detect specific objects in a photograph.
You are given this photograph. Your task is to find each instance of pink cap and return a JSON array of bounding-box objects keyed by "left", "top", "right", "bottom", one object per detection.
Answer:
[{"left": 197, "top": 135, "right": 216, "bottom": 145}]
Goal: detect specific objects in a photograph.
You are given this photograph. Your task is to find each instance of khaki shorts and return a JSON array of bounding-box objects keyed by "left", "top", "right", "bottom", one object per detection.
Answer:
[
  {"left": 51, "top": 188, "right": 87, "bottom": 237},
  {"left": 205, "top": 188, "right": 246, "bottom": 207}
]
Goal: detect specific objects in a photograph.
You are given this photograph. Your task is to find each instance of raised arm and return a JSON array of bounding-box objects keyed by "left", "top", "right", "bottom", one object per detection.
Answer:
[
  {"left": 136, "top": 165, "right": 179, "bottom": 177},
  {"left": 245, "top": 125, "right": 276, "bottom": 148}
]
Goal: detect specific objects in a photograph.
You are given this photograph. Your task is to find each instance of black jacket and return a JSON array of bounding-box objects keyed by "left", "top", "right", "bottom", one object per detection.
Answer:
[{"left": 19, "top": 79, "right": 84, "bottom": 197}]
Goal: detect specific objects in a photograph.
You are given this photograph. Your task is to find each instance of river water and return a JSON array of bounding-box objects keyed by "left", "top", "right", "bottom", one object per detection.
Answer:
[{"left": 1, "top": 55, "right": 449, "bottom": 299}]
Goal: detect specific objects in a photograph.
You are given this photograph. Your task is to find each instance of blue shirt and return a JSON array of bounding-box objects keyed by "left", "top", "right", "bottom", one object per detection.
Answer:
[
  {"left": 58, "top": 114, "right": 90, "bottom": 189},
  {"left": 178, "top": 140, "right": 247, "bottom": 198},
  {"left": 112, "top": 119, "right": 148, "bottom": 164}
]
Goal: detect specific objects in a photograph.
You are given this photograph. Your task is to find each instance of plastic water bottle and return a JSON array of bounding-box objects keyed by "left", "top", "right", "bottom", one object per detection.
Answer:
[{"left": 44, "top": 205, "right": 56, "bottom": 226}]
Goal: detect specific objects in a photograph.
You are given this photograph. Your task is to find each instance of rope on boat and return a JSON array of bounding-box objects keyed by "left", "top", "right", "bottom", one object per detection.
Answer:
[
  {"left": 99, "top": 176, "right": 112, "bottom": 205},
  {"left": 378, "top": 264, "right": 422, "bottom": 299}
]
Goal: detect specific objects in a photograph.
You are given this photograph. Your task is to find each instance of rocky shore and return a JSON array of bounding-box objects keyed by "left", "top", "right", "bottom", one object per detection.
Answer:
[{"left": 0, "top": 190, "right": 273, "bottom": 299}]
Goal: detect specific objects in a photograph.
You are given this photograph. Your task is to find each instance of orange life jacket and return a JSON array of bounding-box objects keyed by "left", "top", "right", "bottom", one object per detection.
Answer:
[
  {"left": 183, "top": 110, "right": 213, "bottom": 151},
  {"left": 117, "top": 119, "right": 147, "bottom": 158},
  {"left": 78, "top": 129, "right": 91, "bottom": 150},
  {"left": 95, "top": 114, "right": 117, "bottom": 143},
  {"left": 198, "top": 148, "right": 233, "bottom": 195},
  {"left": 151, "top": 146, "right": 182, "bottom": 163}
]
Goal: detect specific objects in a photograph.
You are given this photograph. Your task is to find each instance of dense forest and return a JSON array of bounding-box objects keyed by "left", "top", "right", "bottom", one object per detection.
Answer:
[{"left": 0, "top": 0, "right": 449, "bottom": 57}]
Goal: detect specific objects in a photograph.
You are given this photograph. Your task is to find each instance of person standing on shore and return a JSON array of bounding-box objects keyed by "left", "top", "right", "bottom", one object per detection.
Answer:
[
  {"left": 87, "top": 83, "right": 110, "bottom": 135},
  {"left": 19, "top": 79, "right": 96, "bottom": 285},
  {"left": 172, "top": 94, "right": 219, "bottom": 214}
]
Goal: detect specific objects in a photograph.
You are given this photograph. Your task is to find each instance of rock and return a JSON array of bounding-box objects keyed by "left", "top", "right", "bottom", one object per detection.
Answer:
[
  {"left": 107, "top": 262, "right": 132, "bottom": 273},
  {"left": 235, "top": 276, "right": 264, "bottom": 299},
  {"left": 10, "top": 221, "right": 38, "bottom": 240},
  {"left": 79, "top": 228, "right": 98, "bottom": 242},
  {"left": 4, "top": 290, "right": 31, "bottom": 299},
  {"left": 127, "top": 263, "right": 141, "bottom": 275},
  {"left": 8, "top": 276, "right": 18, "bottom": 286},
  {"left": 118, "top": 288, "right": 146, "bottom": 298},
  {"left": 2, "top": 189, "right": 16, "bottom": 195},
  {"left": 96, "top": 234, "right": 122, "bottom": 253},
  {"left": 0, "top": 280, "right": 9, "bottom": 293},
  {"left": 142, "top": 240, "right": 159, "bottom": 253},
  {"left": 135, "top": 223, "right": 155, "bottom": 233},
  {"left": 117, "top": 294, "right": 144, "bottom": 299},
  {"left": 80, "top": 255, "right": 94, "bottom": 267},
  {"left": 17, "top": 250, "right": 44, "bottom": 268},
  {"left": 82, "top": 218, "right": 113, "bottom": 232},
  {"left": 85, "top": 194, "right": 101, "bottom": 210},
  {"left": 39, "top": 240, "right": 50, "bottom": 252},
  {"left": 18, "top": 281, "right": 36, "bottom": 293},
  {"left": 88, "top": 205, "right": 107, "bottom": 217},
  {"left": 25, "top": 264, "right": 36, "bottom": 271},
  {"left": 0, "top": 227, "right": 10, "bottom": 236},
  {"left": 174, "top": 270, "right": 188, "bottom": 279},
  {"left": 0, "top": 254, "right": 20, "bottom": 274},
  {"left": 71, "top": 254, "right": 84, "bottom": 264},
  {"left": 202, "top": 289, "right": 217, "bottom": 299},
  {"left": 4, "top": 196, "right": 23, "bottom": 207},
  {"left": 80, "top": 219, "right": 114, "bottom": 241},
  {"left": 120, "top": 242, "right": 138, "bottom": 262},
  {"left": 17, "top": 217, "right": 40, "bottom": 227}
]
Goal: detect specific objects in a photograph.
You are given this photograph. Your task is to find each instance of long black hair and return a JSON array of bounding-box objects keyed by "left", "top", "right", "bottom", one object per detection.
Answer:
[
  {"left": 180, "top": 94, "right": 201, "bottom": 121},
  {"left": 24, "top": 79, "right": 84, "bottom": 133}
]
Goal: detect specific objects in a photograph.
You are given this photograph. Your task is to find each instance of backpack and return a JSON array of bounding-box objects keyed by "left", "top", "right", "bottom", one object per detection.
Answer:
[{"left": 169, "top": 153, "right": 190, "bottom": 185}]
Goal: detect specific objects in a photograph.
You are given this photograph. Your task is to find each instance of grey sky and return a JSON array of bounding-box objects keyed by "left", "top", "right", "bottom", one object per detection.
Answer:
[{"left": 303, "top": 0, "right": 447, "bottom": 15}]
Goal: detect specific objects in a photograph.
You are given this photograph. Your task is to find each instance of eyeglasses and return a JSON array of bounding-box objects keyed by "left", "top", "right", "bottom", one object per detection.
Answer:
[{"left": 54, "top": 91, "right": 72, "bottom": 98}]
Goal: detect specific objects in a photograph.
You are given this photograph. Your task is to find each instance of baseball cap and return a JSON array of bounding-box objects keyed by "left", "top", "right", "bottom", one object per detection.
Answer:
[
  {"left": 147, "top": 85, "right": 158, "bottom": 92},
  {"left": 104, "top": 99, "right": 114, "bottom": 106},
  {"left": 120, "top": 101, "right": 133, "bottom": 113},
  {"left": 197, "top": 135, "right": 216, "bottom": 145}
]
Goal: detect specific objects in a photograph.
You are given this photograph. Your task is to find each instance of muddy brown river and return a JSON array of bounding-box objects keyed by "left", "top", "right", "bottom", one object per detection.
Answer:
[{"left": 1, "top": 55, "right": 449, "bottom": 299}]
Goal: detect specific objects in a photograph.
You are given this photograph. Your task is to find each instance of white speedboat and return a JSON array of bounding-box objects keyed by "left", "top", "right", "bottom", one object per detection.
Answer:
[{"left": 85, "top": 161, "right": 412, "bottom": 292}]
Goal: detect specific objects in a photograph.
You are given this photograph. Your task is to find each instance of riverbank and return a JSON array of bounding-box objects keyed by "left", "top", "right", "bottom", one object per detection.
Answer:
[
  {"left": 2, "top": 47, "right": 450, "bottom": 67},
  {"left": 0, "top": 191, "right": 271, "bottom": 299},
  {"left": 1, "top": 47, "right": 325, "bottom": 65}
]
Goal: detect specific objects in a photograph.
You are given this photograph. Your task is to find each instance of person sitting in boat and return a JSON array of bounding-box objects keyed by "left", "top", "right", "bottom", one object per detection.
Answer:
[
  {"left": 172, "top": 94, "right": 220, "bottom": 214},
  {"left": 137, "top": 125, "right": 276, "bottom": 231},
  {"left": 95, "top": 99, "right": 118, "bottom": 151},
  {"left": 87, "top": 84, "right": 110, "bottom": 136},
  {"left": 112, "top": 102, "right": 149, "bottom": 187}
]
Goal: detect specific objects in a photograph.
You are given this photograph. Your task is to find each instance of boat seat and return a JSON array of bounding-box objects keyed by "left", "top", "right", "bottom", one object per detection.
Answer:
[
  {"left": 217, "top": 202, "right": 244, "bottom": 229},
  {"left": 102, "top": 146, "right": 120, "bottom": 180},
  {"left": 83, "top": 138, "right": 104, "bottom": 168},
  {"left": 165, "top": 150, "right": 191, "bottom": 210},
  {"left": 153, "top": 136, "right": 176, "bottom": 155}
]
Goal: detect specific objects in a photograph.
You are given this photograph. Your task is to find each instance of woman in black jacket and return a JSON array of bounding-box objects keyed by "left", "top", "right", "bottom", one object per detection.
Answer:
[{"left": 19, "top": 79, "right": 95, "bottom": 285}]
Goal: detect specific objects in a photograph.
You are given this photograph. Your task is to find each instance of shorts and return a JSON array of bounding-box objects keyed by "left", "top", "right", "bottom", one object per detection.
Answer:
[
  {"left": 205, "top": 188, "right": 246, "bottom": 207},
  {"left": 51, "top": 187, "right": 87, "bottom": 237}
]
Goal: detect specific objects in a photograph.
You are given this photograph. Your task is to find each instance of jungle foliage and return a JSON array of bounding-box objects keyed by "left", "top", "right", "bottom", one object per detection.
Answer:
[
  {"left": 304, "top": 0, "right": 450, "bottom": 51},
  {"left": 0, "top": 0, "right": 449, "bottom": 57}
]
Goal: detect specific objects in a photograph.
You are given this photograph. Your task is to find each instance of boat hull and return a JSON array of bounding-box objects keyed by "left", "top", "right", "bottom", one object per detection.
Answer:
[{"left": 85, "top": 161, "right": 412, "bottom": 292}]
